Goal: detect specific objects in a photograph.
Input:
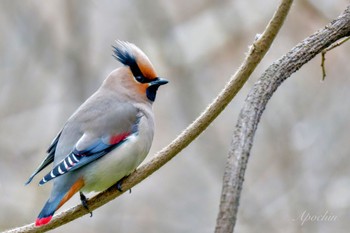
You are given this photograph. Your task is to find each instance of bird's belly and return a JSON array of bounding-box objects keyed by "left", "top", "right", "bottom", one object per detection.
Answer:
[{"left": 80, "top": 134, "right": 150, "bottom": 193}]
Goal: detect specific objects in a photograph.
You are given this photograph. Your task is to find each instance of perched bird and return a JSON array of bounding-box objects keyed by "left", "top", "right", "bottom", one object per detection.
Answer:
[{"left": 25, "top": 41, "right": 168, "bottom": 226}]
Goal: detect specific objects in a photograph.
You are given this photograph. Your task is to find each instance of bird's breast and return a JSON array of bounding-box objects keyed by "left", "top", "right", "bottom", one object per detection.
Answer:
[{"left": 80, "top": 118, "right": 154, "bottom": 193}]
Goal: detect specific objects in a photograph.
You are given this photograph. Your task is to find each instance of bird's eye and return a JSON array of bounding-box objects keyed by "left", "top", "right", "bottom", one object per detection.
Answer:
[
  {"left": 135, "top": 75, "right": 152, "bottom": 84},
  {"left": 135, "top": 76, "right": 145, "bottom": 83}
]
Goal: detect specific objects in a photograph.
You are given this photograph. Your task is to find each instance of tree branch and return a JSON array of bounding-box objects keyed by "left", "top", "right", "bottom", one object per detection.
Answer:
[
  {"left": 215, "top": 4, "right": 350, "bottom": 233},
  {"left": 4, "top": 0, "right": 292, "bottom": 232}
]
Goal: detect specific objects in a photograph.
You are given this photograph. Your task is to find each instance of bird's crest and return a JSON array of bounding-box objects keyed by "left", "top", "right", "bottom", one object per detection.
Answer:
[{"left": 112, "top": 41, "right": 157, "bottom": 81}]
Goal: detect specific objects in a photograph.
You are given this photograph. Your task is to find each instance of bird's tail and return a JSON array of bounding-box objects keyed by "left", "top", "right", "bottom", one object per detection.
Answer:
[
  {"left": 35, "top": 178, "right": 84, "bottom": 226},
  {"left": 35, "top": 197, "right": 62, "bottom": 226}
]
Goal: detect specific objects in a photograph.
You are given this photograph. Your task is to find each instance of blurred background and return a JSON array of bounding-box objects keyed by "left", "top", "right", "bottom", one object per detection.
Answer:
[{"left": 1, "top": 0, "right": 350, "bottom": 232}]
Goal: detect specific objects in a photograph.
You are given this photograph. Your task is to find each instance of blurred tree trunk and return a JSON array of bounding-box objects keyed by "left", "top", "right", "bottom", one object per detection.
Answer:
[
  {"left": 62, "top": 0, "right": 93, "bottom": 102},
  {"left": 133, "top": 0, "right": 205, "bottom": 119}
]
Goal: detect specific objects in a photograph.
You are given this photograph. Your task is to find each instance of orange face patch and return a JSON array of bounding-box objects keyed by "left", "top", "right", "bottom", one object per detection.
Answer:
[
  {"left": 137, "top": 82, "right": 149, "bottom": 95},
  {"left": 136, "top": 53, "right": 157, "bottom": 80}
]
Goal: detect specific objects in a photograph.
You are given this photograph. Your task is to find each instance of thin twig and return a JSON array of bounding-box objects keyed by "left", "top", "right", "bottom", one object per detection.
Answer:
[
  {"left": 321, "top": 36, "right": 350, "bottom": 80},
  {"left": 216, "top": 4, "right": 350, "bottom": 233},
  {"left": 4, "top": 0, "right": 293, "bottom": 232}
]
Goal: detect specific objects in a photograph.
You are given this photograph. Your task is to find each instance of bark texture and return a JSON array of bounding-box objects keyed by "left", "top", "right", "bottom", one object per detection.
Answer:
[{"left": 215, "top": 4, "right": 350, "bottom": 233}]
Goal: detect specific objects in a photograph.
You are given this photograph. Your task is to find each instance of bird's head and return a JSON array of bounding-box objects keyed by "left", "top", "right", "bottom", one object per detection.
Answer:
[{"left": 106, "top": 41, "right": 168, "bottom": 102}]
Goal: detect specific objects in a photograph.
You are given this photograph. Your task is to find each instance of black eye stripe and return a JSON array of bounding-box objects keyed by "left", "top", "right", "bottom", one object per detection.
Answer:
[
  {"left": 113, "top": 45, "right": 153, "bottom": 84},
  {"left": 135, "top": 75, "right": 153, "bottom": 84},
  {"left": 112, "top": 45, "right": 141, "bottom": 75}
]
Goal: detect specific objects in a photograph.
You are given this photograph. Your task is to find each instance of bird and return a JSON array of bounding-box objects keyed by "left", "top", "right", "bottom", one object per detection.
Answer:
[{"left": 25, "top": 41, "right": 168, "bottom": 227}]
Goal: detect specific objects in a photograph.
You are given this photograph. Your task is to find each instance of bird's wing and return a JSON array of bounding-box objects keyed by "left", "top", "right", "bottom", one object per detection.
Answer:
[
  {"left": 25, "top": 131, "right": 62, "bottom": 185},
  {"left": 39, "top": 108, "right": 141, "bottom": 185}
]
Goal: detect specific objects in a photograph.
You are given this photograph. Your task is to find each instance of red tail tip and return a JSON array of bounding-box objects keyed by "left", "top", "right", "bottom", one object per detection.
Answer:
[{"left": 35, "top": 216, "right": 52, "bottom": 226}]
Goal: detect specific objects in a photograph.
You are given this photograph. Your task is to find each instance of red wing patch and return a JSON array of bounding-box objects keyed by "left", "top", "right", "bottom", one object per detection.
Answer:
[{"left": 109, "top": 132, "right": 130, "bottom": 145}]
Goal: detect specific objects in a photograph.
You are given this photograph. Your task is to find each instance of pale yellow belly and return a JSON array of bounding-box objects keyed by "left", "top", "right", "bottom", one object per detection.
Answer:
[{"left": 80, "top": 134, "right": 150, "bottom": 193}]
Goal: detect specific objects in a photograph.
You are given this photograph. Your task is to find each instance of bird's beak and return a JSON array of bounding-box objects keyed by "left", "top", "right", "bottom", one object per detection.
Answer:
[{"left": 150, "top": 77, "right": 168, "bottom": 86}]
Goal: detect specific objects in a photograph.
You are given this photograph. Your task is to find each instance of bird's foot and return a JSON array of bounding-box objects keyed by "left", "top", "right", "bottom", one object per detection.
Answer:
[
  {"left": 116, "top": 176, "right": 132, "bottom": 193},
  {"left": 80, "top": 192, "right": 93, "bottom": 217},
  {"left": 116, "top": 179, "right": 124, "bottom": 192}
]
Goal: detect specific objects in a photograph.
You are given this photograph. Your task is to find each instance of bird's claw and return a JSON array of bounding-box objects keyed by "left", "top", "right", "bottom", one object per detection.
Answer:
[
  {"left": 80, "top": 192, "right": 93, "bottom": 217},
  {"left": 116, "top": 177, "right": 132, "bottom": 193},
  {"left": 116, "top": 179, "right": 123, "bottom": 192}
]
